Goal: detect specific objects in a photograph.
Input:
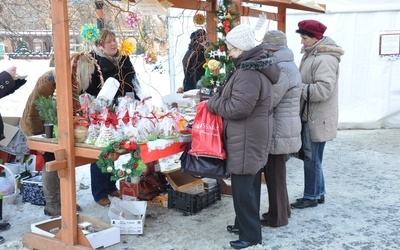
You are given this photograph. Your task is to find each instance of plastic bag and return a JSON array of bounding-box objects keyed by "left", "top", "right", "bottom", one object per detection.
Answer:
[
  {"left": 108, "top": 197, "right": 143, "bottom": 220},
  {"left": 189, "top": 101, "right": 226, "bottom": 159}
]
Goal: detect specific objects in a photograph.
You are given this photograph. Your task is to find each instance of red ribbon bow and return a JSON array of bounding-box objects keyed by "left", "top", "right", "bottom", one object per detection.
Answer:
[
  {"left": 104, "top": 112, "right": 118, "bottom": 129},
  {"left": 90, "top": 113, "right": 102, "bottom": 125},
  {"left": 122, "top": 111, "right": 130, "bottom": 124},
  {"left": 223, "top": 20, "right": 230, "bottom": 34}
]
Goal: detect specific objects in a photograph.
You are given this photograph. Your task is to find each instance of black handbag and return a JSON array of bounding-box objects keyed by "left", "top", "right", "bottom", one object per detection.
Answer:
[
  {"left": 293, "top": 86, "right": 312, "bottom": 161},
  {"left": 180, "top": 142, "right": 230, "bottom": 179}
]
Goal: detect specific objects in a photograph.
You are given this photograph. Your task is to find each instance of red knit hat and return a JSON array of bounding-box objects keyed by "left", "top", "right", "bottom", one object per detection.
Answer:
[{"left": 297, "top": 19, "right": 327, "bottom": 40}]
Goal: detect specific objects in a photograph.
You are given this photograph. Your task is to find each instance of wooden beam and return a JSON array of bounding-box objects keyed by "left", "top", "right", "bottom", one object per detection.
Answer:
[
  {"left": 50, "top": 0, "right": 79, "bottom": 246},
  {"left": 22, "top": 0, "right": 82, "bottom": 248},
  {"left": 277, "top": 5, "right": 286, "bottom": 32},
  {"left": 168, "top": 0, "right": 213, "bottom": 11},
  {"left": 22, "top": 232, "right": 92, "bottom": 250},
  {"left": 206, "top": 0, "right": 218, "bottom": 43},
  {"left": 239, "top": 6, "right": 279, "bottom": 21}
]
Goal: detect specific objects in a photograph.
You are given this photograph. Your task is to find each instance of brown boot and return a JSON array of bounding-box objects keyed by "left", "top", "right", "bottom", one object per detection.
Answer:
[
  {"left": 42, "top": 168, "right": 61, "bottom": 216},
  {"left": 97, "top": 197, "right": 111, "bottom": 207}
]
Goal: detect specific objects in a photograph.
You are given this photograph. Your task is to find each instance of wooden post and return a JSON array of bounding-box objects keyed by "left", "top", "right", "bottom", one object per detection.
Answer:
[
  {"left": 22, "top": 0, "right": 84, "bottom": 248},
  {"left": 277, "top": 5, "right": 286, "bottom": 32},
  {"left": 50, "top": 0, "right": 79, "bottom": 245},
  {"left": 206, "top": 0, "right": 218, "bottom": 43}
]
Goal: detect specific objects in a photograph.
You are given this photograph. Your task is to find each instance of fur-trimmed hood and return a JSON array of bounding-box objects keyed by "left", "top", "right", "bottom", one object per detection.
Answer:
[
  {"left": 234, "top": 45, "right": 280, "bottom": 84},
  {"left": 302, "top": 36, "right": 345, "bottom": 62}
]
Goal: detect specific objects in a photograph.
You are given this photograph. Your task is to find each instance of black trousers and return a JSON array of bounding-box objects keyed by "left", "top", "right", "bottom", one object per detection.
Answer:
[
  {"left": 263, "top": 154, "right": 291, "bottom": 226},
  {"left": 231, "top": 168, "right": 262, "bottom": 242}
]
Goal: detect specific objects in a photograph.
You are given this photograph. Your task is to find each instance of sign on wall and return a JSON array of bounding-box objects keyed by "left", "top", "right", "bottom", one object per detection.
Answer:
[{"left": 379, "top": 32, "right": 400, "bottom": 60}]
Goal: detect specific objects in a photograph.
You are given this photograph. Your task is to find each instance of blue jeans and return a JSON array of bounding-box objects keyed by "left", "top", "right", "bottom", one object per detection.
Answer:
[
  {"left": 90, "top": 162, "right": 117, "bottom": 201},
  {"left": 303, "top": 141, "right": 326, "bottom": 200}
]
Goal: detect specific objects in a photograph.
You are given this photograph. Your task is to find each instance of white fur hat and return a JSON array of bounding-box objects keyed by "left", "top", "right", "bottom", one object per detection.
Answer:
[{"left": 226, "top": 24, "right": 256, "bottom": 51}]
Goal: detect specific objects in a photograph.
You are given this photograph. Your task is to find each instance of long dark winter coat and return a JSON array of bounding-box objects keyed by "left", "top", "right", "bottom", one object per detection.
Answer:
[
  {"left": 207, "top": 45, "right": 279, "bottom": 175},
  {"left": 87, "top": 48, "right": 140, "bottom": 101}
]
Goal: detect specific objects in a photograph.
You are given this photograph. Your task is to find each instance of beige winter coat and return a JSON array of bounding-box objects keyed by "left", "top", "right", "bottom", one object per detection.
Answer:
[{"left": 299, "top": 36, "right": 344, "bottom": 142}]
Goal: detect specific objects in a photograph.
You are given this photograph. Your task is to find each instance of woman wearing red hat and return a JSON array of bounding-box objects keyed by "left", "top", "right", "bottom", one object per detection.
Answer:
[{"left": 291, "top": 19, "right": 344, "bottom": 209}]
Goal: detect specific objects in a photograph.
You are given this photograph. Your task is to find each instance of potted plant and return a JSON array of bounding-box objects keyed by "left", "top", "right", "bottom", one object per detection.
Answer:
[{"left": 34, "top": 95, "right": 58, "bottom": 138}]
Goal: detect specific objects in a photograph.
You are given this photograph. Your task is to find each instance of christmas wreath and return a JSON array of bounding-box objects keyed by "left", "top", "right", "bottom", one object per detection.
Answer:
[{"left": 97, "top": 140, "right": 147, "bottom": 181}]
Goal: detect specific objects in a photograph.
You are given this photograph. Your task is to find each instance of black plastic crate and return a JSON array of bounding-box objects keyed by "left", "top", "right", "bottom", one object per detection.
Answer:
[{"left": 168, "top": 183, "right": 221, "bottom": 214}]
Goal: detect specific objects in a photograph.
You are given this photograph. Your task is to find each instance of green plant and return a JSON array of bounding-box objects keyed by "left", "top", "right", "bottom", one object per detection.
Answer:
[{"left": 34, "top": 95, "right": 57, "bottom": 125}]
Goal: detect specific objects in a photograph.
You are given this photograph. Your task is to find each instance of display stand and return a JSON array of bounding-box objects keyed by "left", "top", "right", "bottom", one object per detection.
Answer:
[{"left": 22, "top": 1, "right": 324, "bottom": 249}]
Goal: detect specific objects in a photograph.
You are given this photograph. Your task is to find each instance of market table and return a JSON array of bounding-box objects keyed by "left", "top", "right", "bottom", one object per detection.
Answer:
[
  {"left": 27, "top": 135, "right": 188, "bottom": 166},
  {"left": 26, "top": 136, "right": 232, "bottom": 193}
]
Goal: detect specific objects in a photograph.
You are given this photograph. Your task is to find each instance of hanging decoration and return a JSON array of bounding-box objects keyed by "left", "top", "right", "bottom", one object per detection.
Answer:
[
  {"left": 125, "top": 12, "right": 141, "bottom": 29},
  {"left": 97, "top": 140, "right": 147, "bottom": 181},
  {"left": 193, "top": 13, "right": 205, "bottom": 26},
  {"left": 80, "top": 23, "right": 100, "bottom": 43},
  {"left": 201, "top": 0, "right": 240, "bottom": 88},
  {"left": 119, "top": 40, "right": 136, "bottom": 56},
  {"left": 143, "top": 50, "right": 158, "bottom": 64}
]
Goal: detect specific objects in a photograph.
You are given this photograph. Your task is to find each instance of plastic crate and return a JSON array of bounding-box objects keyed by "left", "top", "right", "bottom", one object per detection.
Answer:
[{"left": 168, "top": 183, "right": 221, "bottom": 214}]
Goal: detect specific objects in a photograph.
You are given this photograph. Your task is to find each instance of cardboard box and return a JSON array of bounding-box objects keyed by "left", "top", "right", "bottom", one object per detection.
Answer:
[
  {"left": 165, "top": 169, "right": 204, "bottom": 194},
  {"left": 31, "top": 214, "right": 120, "bottom": 249},
  {"left": 0, "top": 117, "right": 29, "bottom": 155},
  {"left": 110, "top": 201, "right": 147, "bottom": 234},
  {"left": 119, "top": 180, "right": 139, "bottom": 201},
  {"left": 148, "top": 194, "right": 168, "bottom": 207}
]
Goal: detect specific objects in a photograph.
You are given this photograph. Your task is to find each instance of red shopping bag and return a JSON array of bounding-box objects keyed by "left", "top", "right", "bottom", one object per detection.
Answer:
[{"left": 189, "top": 101, "right": 226, "bottom": 159}]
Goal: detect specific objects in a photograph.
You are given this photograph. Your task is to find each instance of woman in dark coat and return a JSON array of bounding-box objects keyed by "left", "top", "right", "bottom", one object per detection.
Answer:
[
  {"left": 0, "top": 67, "right": 26, "bottom": 141},
  {"left": 87, "top": 29, "right": 140, "bottom": 207},
  {"left": 182, "top": 29, "right": 206, "bottom": 91},
  {"left": 0, "top": 66, "right": 26, "bottom": 244},
  {"left": 207, "top": 24, "right": 279, "bottom": 249}
]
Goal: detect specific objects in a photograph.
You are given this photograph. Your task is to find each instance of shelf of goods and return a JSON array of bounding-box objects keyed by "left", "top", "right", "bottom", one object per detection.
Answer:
[{"left": 26, "top": 136, "right": 187, "bottom": 165}]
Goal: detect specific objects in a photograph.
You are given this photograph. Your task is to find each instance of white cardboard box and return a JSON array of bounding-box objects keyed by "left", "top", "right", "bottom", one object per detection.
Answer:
[
  {"left": 31, "top": 214, "right": 120, "bottom": 249},
  {"left": 110, "top": 200, "right": 147, "bottom": 234}
]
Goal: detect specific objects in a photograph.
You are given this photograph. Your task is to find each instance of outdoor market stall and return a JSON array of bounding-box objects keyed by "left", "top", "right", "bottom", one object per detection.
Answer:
[{"left": 21, "top": 1, "right": 325, "bottom": 249}]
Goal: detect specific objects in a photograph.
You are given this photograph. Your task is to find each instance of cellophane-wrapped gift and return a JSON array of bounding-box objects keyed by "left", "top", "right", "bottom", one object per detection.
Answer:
[
  {"left": 84, "top": 97, "right": 104, "bottom": 144},
  {"left": 116, "top": 96, "right": 139, "bottom": 141},
  {"left": 157, "top": 114, "right": 179, "bottom": 139},
  {"left": 95, "top": 107, "right": 122, "bottom": 147}
]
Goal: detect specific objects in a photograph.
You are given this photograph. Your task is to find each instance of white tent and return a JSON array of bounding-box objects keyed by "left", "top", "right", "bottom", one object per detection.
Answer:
[
  {"left": 284, "top": 0, "right": 400, "bottom": 129},
  {"left": 169, "top": 1, "right": 400, "bottom": 129}
]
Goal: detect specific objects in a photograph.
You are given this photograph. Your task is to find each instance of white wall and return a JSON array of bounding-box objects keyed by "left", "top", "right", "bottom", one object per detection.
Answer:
[
  {"left": 168, "top": 4, "right": 400, "bottom": 129},
  {"left": 284, "top": 9, "right": 400, "bottom": 129}
]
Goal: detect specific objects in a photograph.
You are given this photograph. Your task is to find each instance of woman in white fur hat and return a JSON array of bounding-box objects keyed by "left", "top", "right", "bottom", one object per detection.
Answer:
[{"left": 207, "top": 24, "right": 279, "bottom": 249}]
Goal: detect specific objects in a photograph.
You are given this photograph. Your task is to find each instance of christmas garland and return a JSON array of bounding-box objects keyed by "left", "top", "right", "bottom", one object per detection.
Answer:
[
  {"left": 202, "top": 0, "right": 240, "bottom": 88},
  {"left": 97, "top": 140, "right": 147, "bottom": 181}
]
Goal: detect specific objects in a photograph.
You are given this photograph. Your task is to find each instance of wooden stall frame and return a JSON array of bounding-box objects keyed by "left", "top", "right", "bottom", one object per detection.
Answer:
[{"left": 22, "top": 1, "right": 325, "bottom": 249}]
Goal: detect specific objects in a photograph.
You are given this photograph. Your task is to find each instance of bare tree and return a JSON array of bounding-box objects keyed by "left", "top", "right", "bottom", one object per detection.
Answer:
[{"left": 0, "top": 0, "right": 168, "bottom": 55}]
